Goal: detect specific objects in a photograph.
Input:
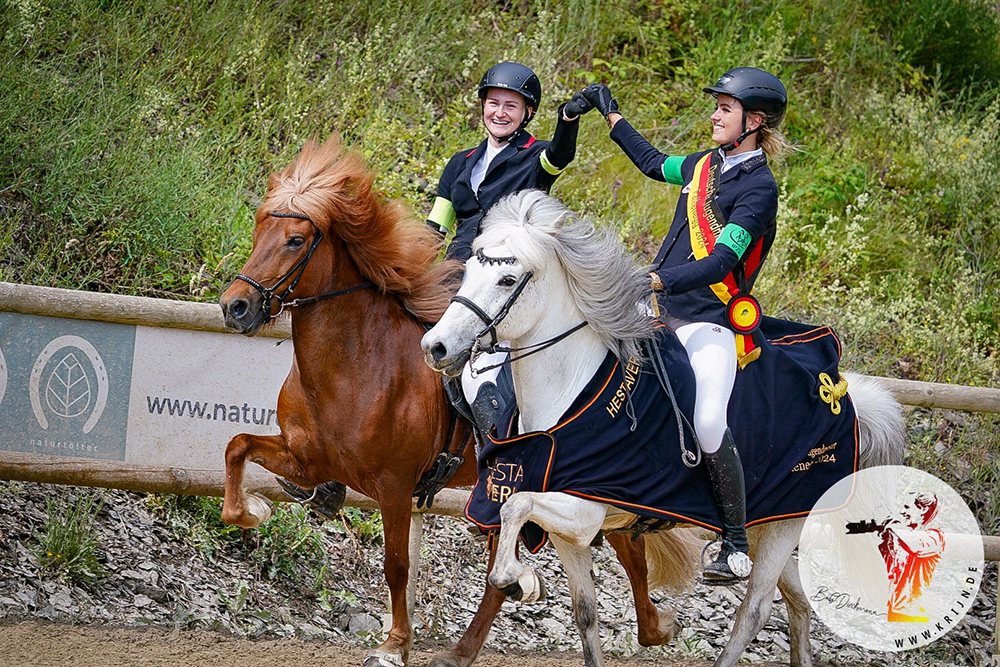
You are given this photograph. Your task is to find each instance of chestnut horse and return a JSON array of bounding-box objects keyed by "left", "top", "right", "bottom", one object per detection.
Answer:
[{"left": 218, "top": 136, "right": 692, "bottom": 667}]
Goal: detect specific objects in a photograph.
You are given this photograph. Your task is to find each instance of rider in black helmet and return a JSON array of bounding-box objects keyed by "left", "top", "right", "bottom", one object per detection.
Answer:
[
  {"left": 579, "top": 67, "right": 789, "bottom": 585},
  {"left": 427, "top": 62, "right": 594, "bottom": 438},
  {"left": 427, "top": 62, "right": 592, "bottom": 263}
]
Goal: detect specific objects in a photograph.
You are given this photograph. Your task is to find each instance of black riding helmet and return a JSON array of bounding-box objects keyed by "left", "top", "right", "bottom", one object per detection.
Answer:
[
  {"left": 704, "top": 67, "right": 786, "bottom": 151},
  {"left": 703, "top": 67, "right": 787, "bottom": 128},
  {"left": 478, "top": 62, "right": 541, "bottom": 127}
]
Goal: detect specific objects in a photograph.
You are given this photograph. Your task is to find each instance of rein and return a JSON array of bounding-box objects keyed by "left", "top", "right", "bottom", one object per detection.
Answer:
[
  {"left": 450, "top": 249, "right": 588, "bottom": 377},
  {"left": 234, "top": 210, "right": 373, "bottom": 319}
]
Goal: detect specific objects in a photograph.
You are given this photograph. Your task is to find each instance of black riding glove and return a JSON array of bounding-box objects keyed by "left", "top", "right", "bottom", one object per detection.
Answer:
[
  {"left": 583, "top": 84, "right": 619, "bottom": 119},
  {"left": 563, "top": 90, "right": 594, "bottom": 119}
]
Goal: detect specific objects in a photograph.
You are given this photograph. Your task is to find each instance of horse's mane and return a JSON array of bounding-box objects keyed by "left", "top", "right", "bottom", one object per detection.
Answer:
[
  {"left": 474, "top": 190, "right": 658, "bottom": 361},
  {"left": 260, "top": 135, "right": 460, "bottom": 322}
]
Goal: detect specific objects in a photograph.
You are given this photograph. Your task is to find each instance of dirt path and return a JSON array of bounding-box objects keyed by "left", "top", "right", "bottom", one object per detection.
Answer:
[{"left": 0, "top": 620, "right": 732, "bottom": 667}]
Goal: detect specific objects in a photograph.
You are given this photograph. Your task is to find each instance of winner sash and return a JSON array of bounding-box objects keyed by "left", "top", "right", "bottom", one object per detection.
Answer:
[{"left": 686, "top": 151, "right": 762, "bottom": 367}]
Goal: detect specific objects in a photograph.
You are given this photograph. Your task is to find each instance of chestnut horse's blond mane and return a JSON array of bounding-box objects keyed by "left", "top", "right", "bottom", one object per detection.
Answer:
[{"left": 260, "top": 135, "right": 459, "bottom": 322}]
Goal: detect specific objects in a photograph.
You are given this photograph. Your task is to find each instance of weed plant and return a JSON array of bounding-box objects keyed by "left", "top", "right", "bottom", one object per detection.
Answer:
[
  {"left": 33, "top": 490, "right": 105, "bottom": 584},
  {"left": 144, "top": 493, "right": 325, "bottom": 583},
  {"left": 244, "top": 503, "right": 325, "bottom": 583}
]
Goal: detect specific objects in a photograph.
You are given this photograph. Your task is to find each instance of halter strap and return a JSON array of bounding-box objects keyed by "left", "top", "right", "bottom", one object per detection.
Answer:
[
  {"left": 233, "top": 210, "right": 373, "bottom": 319},
  {"left": 446, "top": 257, "right": 588, "bottom": 376},
  {"left": 467, "top": 321, "right": 589, "bottom": 375},
  {"left": 449, "top": 269, "right": 533, "bottom": 350}
]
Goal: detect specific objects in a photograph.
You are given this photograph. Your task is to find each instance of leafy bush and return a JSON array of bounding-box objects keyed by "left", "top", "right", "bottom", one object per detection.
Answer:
[{"left": 859, "top": 0, "right": 1000, "bottom": 92}]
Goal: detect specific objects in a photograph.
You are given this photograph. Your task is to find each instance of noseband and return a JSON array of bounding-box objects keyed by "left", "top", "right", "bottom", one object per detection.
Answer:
[
  {"left": 450, "top": 249, "right": 587, "bottom": 374},
  {"left": 234, "top": 210, "right": 373, "bottom": 319}
]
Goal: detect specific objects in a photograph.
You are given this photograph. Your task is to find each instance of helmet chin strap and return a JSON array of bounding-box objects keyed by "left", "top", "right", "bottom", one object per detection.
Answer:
[
  {"left": 720, "top": 110, "right": 761, "bottom": 153},
  {"left": 499, "top": 128, "right": 522, "bottom": 144}
]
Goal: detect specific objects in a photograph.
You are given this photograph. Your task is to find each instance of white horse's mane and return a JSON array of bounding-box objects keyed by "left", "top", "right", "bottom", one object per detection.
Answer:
[{"left": 474, "top": 190, "right": 658, "bottom": 361}]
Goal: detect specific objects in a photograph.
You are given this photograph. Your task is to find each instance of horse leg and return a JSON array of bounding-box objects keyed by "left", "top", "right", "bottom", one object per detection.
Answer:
[
  {"left": 363, "top": 494, "right": 415, "bottom": 667},
  {"left": 222, "top": 432, "right": 306, "bottom": 528},
  {"left": 776, "top": 547, "right": 813, "bottom": 667},
  {"left": 714, "top": 521, "right": 800, "bottom": 667},
  {"left": 490, "top": 492, "right": 607, "bottom": 603},
  {"left": 427, "top": 544, "right": 506, "bottom": 667},
  {"left": 550, "top": 534, "right": 605, "bottom": 667},
  {"left": 605, "top": 533, "right": 679, "bottom": 647}
]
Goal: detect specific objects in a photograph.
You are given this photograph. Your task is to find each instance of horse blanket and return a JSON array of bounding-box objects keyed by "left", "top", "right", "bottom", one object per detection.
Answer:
[{"left": 465, "top": 317, "right": 859, "bottom": 551}]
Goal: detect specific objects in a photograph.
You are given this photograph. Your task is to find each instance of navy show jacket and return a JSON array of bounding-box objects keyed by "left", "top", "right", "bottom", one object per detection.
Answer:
[
  {"left": 430, "top": 113, "right": 578, "bottom": 262},
  {"left": 610, "top": 119, "right": 779, "bottom": 328}
]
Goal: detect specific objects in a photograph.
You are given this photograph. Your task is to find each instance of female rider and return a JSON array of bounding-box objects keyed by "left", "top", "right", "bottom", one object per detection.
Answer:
[
  {"left": 427, "top": 62, "right": 593, "bottom": 434},
  {"left": 582, "top": 67, "right": 789, "bottom": 584}
]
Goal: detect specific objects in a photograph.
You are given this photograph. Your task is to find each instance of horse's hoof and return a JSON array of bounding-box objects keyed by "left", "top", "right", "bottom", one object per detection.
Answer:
[
  {"left": 659, "top": 611, "right": 682, "bottom": 644},
  {"left": 275, "top": 477, "right": 346, "bottom": 521},
  {"left": 245, "top": 493, "right": 274, "bottom": 525},
  {"left": 492, "top": 568, "right": 546, "bottom": 603},
  {"left": 363, "top": 654, "right": 405, "bottom": 667},
  {"left": 426, "top": 654, "right": 464, "bottom": 667},
  {"left": 518, "top": 568, "right": 545, "bottom": 603}
]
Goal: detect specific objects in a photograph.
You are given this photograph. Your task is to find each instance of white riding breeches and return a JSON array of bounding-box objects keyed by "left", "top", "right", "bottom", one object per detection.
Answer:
[{"left": 672, "top": 321, "right": 737, "bottom": 454}]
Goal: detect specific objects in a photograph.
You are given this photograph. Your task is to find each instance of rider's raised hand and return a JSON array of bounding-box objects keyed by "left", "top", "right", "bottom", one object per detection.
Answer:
[
  {"left": 563, "top": 90, "right": 594, "bottom": 120},
  {"left": 583, "top": 84, "right": 619, "bottom": 119}
]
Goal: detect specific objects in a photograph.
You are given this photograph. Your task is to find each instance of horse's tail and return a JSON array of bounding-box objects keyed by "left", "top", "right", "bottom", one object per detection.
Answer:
[
  {"left": 645, "top": 527, "right": 702, "bottom": 592},
  {"left": 845, "top": 372, "right": 906, "bottom": 469},
  {"left": 802, "top": 373, "right": 907, "bottom": 603}
]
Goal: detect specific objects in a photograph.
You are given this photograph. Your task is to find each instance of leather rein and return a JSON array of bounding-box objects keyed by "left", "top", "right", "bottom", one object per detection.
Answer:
[
  {"left": 234, "top": 211, "right": 373, "bottom": 319},
  {"left": 450, "top": 249, "right": 588, "bottom": 376}
]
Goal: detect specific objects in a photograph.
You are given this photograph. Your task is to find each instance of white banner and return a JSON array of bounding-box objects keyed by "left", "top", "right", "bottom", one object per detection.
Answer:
[{"left": 0, "top": 312, "right": 292, "bottom": 471}]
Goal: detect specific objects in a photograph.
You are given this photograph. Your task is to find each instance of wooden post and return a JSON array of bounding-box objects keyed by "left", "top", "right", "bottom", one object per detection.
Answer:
[{"left": 0, "top": 281, "right": 291, "bottom": 338}]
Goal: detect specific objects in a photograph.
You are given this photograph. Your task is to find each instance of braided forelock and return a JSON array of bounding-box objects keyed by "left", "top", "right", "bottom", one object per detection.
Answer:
[{"left": 477, "top": 191, "right": 657, "bottom": 360}]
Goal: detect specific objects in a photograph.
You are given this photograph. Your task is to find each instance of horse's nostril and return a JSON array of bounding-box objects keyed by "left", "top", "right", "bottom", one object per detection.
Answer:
[
  {"left": 431, "top": 342, "right": 447, "bottom": 362},
  {"left": 230, "top": 299, "right": 249, "bottom": 320}
]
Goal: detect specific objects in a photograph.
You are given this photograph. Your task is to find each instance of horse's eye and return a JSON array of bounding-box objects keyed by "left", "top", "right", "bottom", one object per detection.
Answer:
[
  {"left": 287, "top": 236, "right": 305, "bottom": 248},
  {"left": 499, "top": 275, "right": 517, "bottom": 287}
]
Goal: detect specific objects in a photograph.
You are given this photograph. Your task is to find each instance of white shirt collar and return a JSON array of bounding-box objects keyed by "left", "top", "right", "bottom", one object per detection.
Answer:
[{"left": 719, "top": 147, "right": 763, "bottom": 174}]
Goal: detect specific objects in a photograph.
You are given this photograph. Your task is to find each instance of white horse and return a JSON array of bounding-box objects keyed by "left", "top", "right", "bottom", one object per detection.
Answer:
[{"left": 421, "top": 190, "right": 905, "bottom": 667}]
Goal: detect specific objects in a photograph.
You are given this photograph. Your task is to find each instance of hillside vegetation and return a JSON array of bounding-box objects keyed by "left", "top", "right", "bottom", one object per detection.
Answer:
[{"left": 2, "top": 1, "right": 999, "bottom": 525}]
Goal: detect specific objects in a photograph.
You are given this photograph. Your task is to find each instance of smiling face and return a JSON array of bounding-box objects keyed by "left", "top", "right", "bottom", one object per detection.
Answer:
[
  {"left": 710, "top": 93, "right": 763, "bottom": 151},
  {"left": 482, "top": 88, "right": 529, "bottom": 146}
]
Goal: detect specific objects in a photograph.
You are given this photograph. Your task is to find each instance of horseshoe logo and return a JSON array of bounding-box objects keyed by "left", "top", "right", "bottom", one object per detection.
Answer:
[{"left": 29, "top": 335, "right": 109, "bottom": 434}]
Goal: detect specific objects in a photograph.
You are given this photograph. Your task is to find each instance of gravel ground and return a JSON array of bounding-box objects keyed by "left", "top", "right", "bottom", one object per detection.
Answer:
[{"left": 0, "top": 480, "right": 995, "bottom": 665}]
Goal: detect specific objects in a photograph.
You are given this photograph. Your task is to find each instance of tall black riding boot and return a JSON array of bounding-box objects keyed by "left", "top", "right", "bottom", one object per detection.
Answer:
[{"left": 703, "top": 429, "right": 753, "bottom": 584}]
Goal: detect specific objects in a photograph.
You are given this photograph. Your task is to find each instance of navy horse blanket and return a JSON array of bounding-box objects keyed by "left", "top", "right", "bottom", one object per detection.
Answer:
[{"left": 465, "top": 317, "right": 860, "bottom": 551}]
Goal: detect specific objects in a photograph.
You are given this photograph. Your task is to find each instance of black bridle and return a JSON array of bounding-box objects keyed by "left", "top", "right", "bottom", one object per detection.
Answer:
[
  {"left": 450, "top": 249, "right": 588, "bottom": 375},
  {"left": 234, "top": 210, "right": 373, "bottom": 319}
]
